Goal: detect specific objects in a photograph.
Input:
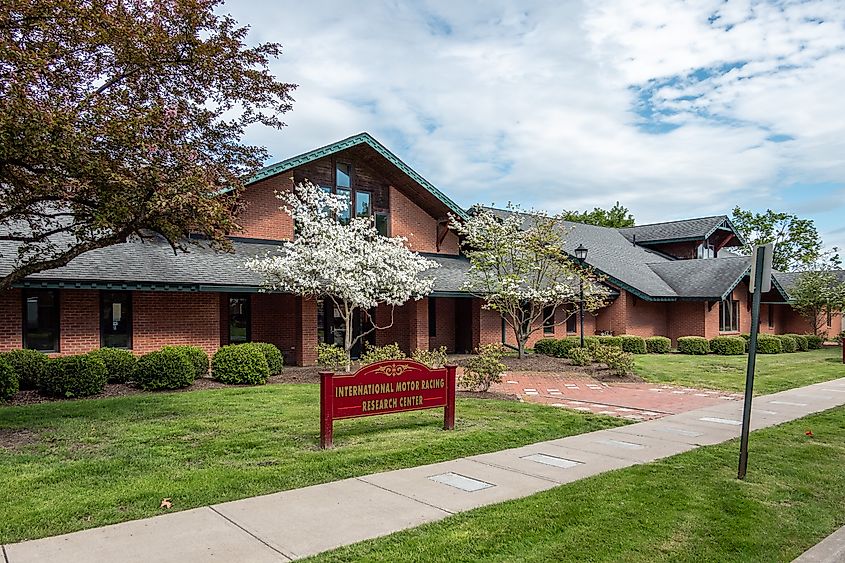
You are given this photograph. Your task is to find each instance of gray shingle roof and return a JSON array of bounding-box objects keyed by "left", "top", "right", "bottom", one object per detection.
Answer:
[
  {"left": 619, "top": 215, "right": 731, "bottom": 244},
  {"left": 774, "top": 270, "right": 845, "bottom": 298},
  {"left": 487, "top": 208, "right": 679, "bottom": 299},
  {"left": 0, "top": 237, "right": 470, "bottom": 295},
  {"left": 648, "top": 256, "right": 751, "bottom": 299}
]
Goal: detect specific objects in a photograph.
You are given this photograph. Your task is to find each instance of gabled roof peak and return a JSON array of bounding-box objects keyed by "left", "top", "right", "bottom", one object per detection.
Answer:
[{"left": 246, "top": 132, "right": 468, "bottom": 220}]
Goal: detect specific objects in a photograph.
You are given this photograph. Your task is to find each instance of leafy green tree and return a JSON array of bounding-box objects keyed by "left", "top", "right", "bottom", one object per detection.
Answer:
[
  {"left": 0, "top": 0, "right": 295, "bottom": 289},
  {"left": 561, "top": 202, "right": 634, "bottom": 228},
  {"left": 790, "top": 269, "right": 845, "bottom": 336},
  {"left": 451, "top": 204, "right": 608, "bottom": 359},
  {"left": 730, "top": 207, "right": 839, "bottom": 271}
]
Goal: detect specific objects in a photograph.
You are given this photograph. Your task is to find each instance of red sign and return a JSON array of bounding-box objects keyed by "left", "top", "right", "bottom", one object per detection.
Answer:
[{"left": 320, "top": 360, "right": 457, "bottom": 448}]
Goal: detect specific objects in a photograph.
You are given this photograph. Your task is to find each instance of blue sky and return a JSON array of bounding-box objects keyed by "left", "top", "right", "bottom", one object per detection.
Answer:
[{"left": 226, "top": 0, "right": 845, "bottom": 252}]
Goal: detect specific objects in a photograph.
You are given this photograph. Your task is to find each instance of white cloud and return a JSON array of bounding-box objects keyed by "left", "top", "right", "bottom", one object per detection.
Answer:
[{"left": 225, "top": 0, "right": 845, "bottom": 245}]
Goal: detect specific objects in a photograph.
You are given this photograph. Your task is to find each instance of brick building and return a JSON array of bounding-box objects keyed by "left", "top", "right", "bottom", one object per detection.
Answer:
[{"left": 1, "top": 133, "right": 840, "bottom": 364}]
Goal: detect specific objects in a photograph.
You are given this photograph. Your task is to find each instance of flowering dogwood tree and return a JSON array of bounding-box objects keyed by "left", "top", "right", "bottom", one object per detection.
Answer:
[
  {"left": 450, "top": 204, "right": 608, "bottom": 359},
  {"left": 247, "top": 182, "right": 438, "bottom": 368}
]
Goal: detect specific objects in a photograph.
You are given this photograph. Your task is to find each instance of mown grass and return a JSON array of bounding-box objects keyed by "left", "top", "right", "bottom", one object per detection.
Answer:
[
  {"left": 309, "top": 406, "right": 845, "bottom": 563},
  {"left": 0, "top": 384, "right": 624, "bottom": 543},
  {"left": 634, "top": 347, "right": 844, "bottom": 394}
]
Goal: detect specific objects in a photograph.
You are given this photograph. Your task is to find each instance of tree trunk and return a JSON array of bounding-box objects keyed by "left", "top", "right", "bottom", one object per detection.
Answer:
[{"left": 342, "top": 303, "right": 354, "bottom": 372}]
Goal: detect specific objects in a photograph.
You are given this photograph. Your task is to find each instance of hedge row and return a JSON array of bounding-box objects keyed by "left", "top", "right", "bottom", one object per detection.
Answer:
[
  {"left": 671, "top": 333, "right": 822, "bottom": 355},
  {"left": 0, "top": 341, "right": 284, "bottom": 401},
  {"left": 535, "top": 335, "right": 658, "bottom": 357}
]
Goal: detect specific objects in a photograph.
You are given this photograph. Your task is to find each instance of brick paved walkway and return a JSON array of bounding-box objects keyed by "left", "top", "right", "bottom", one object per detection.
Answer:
[{"left": 491, "top": 373, "right": 743, "bottom": 421}]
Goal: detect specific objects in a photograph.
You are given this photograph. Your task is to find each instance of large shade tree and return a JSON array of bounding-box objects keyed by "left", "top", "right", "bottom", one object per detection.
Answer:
[
  {"left": 247, "top": 182, "right": 438, "bottom": 368},
  {"left": 731, "top": 207, "right": 839, "bottom": 272},
  {"left": 451, "top": 205, "right": 608, "bottom": 359},
  {"left": 0, "top": 0, "right": 295, "bottom": 289}
]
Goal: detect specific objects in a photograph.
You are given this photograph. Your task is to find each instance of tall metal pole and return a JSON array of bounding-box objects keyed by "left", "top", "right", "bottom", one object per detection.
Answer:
[
  {"left": 579, "top": 278, "right": 585, "bottom": 348},
  {"left": 738, "top": 246, "right": 766, "bottom": 480}
]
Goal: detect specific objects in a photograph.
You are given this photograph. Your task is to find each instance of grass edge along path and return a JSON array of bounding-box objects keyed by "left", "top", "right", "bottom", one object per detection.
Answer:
[
  {"left": 634, "top": 347, "right": 844, "bottom": 394},
  {"left": 0, "top": 384, "right": 625, "bottom": 544},
  {"left": 308, "top": 406, "right": 845, "bottom": 563}
]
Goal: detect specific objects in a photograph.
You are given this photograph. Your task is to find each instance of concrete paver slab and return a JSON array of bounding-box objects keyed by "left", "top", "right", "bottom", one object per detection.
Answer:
[
  {"left": 553, "top": 429, "right": 697, "bottom": 462},
  {"left": 4, "top": 507, "right": 287, "bottom": 563},
  {"left": 467, "top": 442, "right": 636, "bottom": 483},
  {"left": 212, "top": 478, "right": 448, "bottom": 560},
  {"left": 358, "top": 458, "right": 558, "bottom": 513}
]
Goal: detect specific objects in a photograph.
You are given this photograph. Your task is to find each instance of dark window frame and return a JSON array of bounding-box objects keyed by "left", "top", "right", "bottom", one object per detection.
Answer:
[
  {"left": 566, "top": 310, "right": 578, "bottom": 334},
  {"left": 100, "top": 291, "right": 133, "bottom": 349},
  {"left": 543, "top": 305, "right": 555, "bottom": 335},
  {"left": 22, "top": 289, "right": 60, "bottom": 353},
  {"left": 827, "top": 307, "right": 833, "bottom": 328},
  {"left": 228, "top": 294, "right": 252, "bottom": 344},
  {"left": 719, "top": 299, "right": 740, "bottom": 333},
  {"left": 768, "top": 304, "right": 775, "bottom": 329}
]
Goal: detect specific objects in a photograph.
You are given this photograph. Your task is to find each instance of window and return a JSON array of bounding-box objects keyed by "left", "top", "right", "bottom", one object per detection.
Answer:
[
  {"left": 696, "top": 243, "right": 716, "bottom": 259},
  {"left": 719, "top": 299, "right": 740, "bottom": 332},
  {"left": 101, "top": 292, "right": 132, "bottom": 349},
  {"left": 337, "top": 187, "right": 352, "bottom": 225},
  {"left": 356, "top": 191, "right": 372, "bottom": 218},
  {"left": 827, "top": 308, "right": 833, "bottom": 328},
  {"left": 23, "top": 289, "right": 59, "bottom": 352},
  {"left": 229, "top": 295, "right": 250, "bottom": 343},
  {"left": 543, "top": 305, "right": 555, "bottom": 335},
  {"left": 428, "top": 298, "right": 437, "bottom": 338},
  {"left": 375, "top": 213, "right": 389, "bottom": 236},
  {"left": 336, "top": 163, "right": 351, "bottom": 188},
  {"left": 566, "top": 311, "right": 578, "bottom": 334},
  {"left": 768, "top": 304, "right": 775, "bottom": 328}
]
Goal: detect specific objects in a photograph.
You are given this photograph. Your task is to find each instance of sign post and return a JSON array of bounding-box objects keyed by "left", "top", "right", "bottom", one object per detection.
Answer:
[
  {"left": 738, "top": 243, "right": 774, "bottom": 480},
  {"left": 320, "top": 360, "right": 458, "bottom": 449}
]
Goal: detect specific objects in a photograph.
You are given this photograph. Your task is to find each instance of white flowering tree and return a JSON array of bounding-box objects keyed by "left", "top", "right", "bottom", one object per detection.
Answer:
[
  {"left": 450, "top": 204, "right": 608, "bottom": 359},
  {"left": 247, "top": 182, "right": 438, "bottom": 368}
]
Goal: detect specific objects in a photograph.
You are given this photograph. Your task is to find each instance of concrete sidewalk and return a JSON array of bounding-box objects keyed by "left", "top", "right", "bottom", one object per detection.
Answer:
[
  {"left": 5, "top": 377, "right": 845, "bottom": 562},
  {"left": 793, "top": 524, "right": 845, "bottom": 562}
]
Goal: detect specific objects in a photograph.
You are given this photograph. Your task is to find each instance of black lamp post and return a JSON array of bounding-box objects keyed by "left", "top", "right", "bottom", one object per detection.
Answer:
[{"left": 574, "top": 244, "right": 588, "bottom": 347}]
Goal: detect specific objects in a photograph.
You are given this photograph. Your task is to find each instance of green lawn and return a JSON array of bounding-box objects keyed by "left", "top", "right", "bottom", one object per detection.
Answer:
[
  {"left": 634, "top": 347, "right": 844, "bottom": 394},
  {"left": 0, "top": 384, "right": 624, "bottom": 544},
  {"left": 309, "top": 406, "right": 845, "bottom": 563}
]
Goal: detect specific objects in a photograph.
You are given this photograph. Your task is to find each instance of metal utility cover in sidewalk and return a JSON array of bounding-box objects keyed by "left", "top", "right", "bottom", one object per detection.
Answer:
[{"left": 428, "top": 472, "right": 494, "bottom": 492}]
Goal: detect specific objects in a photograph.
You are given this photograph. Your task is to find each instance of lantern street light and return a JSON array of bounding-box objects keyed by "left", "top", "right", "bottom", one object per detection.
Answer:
[{"left": 574, "top": 244, "right": 588, "bottom": 347}]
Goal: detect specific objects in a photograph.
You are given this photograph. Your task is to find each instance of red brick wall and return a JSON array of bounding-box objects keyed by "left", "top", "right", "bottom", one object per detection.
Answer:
[
  {"left": 389, "top": 186, "right": 459, "bottom": 254},
  {"left": 296, "top": 297, "right": 318, "bottom": 366},
  {"left": 60, "top": 290, "right": 100, "bottom": 354},
  {"left": 667, "top": 301, "right": 707, "bottom": 344},
  {"left": 132, "top": 292, "right": 220, "bottom": 357},
  {"left": 376, "top": 299, "right": 429, "bottom": 354},
  {"left": 625, "top": 294, "right": 669, "bottom": 337},
  {"left": 251, "top": 293, "right": 299, "bottom": 360},
  {"left": 596, "top": 292, "right": 628, "bottom": 335},
  {"left": 0, "top": 289, "right": 22, "bottom": 352},
  {"left": 237, "top": 174, "right": 295, "bottom": 241},
  {"left": 473, "top": 300, "right": 502, "bottom": 349}
]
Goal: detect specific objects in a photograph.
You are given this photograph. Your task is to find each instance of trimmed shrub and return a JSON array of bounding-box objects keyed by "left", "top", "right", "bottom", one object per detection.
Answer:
[
  {"left": 550, "top": 337, "right": 582, "bottom": 358},
  {"left": 739, "top": 333, "right": 751, "bottom": 341},
  {"left": 161, "top": 345, "right": 209, "bottom": 379},
  {"left": 134, "top": 349, "right": 195, "bottom": 391},
  {"left": 0, "top": 357, "right": 18, "bottom": 401},
  {"left": 316, "top": 343, "right": 349, "bottom": 371},
  {"left": 592, "top": 345, "right": 634, "bottom": 376},
  {"left": 40, "top": 354, "right": 108, "bottom": 398},
  {"left": 618, "top": 335, "right": 647, "bottom": 354},
  {"left": 785, "top": 334, "right": 808, "bottom": 352},
  {"left": 212, "top": 344, "right": 270, "bottom": 385},
  {"left": 0, "top": 349, "right": 48, "bottom": 390},
  {"left": 566, "top": 346, "right": 592, "bottom": 366},
  {"left": 460, "top": 344, "right": 506, "bottom": 392},
  {"left": 249, "top": 342, "right": 284, "bottom": 374},
  {"left": 533, "top": 339, "right": 556, "bottom": 356},
  {"left": 777, "top": 334, "right": 797, "bottom": 353},
  {"left": 88, "top": 348, "right": 137, "bottom": 383},
  {"left": 412, "top": 346, "right": 448, "bottom": 368},
  {"left": 710, "top": 336, "right": 746, "bottom": 356},
  {"left": 590, "top": 335, "right": 623, "bottom": 348},
  {"left": 677, "top": 336, "right": 710, "bottom": 355},
  {"left": 646, "top": 336, "right": 671, "bottom": 354},
  {"left": 756, "top": 334, "right": 783, "bottom": 354},
  {"left": 359, "top": 342, "right": 406, "bottom": 366},
  {"left": 805, "top": 334, "right": 824, "bottom": 350}
]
